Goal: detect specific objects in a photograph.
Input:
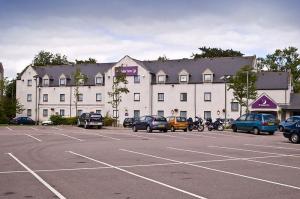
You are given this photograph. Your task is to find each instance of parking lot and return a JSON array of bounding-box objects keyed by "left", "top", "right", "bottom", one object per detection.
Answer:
[{"left": 0, "top": 126, "right": 300, "bottom": 199}]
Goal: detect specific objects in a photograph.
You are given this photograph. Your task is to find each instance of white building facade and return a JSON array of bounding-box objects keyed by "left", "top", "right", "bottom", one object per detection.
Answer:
[{"left": 16, "top": 55, "right": 297, "bottom": 123}]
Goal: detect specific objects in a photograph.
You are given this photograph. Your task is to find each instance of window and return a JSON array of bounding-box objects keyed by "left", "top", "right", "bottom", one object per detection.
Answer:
[
  {"left": 204, "top": 92, "right": 211, "bottom": 101},
  {"left": 134, "top": 93, "right": 140, "bottom": 101},
  {"left": 113, "top": 110, "right": 119, "bottom": 118},
  {"left": 134, "top": 110, "right": 140, "bottom": 119},
  {"left": 43, "top": 94, "right": 48, "bottom": 102},
  {"left": 60, "top": 94, "right": 65, "bottom": 102},
  {"left": 247, "top": 114, "right": 255, "bottom": 121},
  {"left": 179, "top": 75, "right": 188, "bottom": 83},
  {"left": 96, "top": 110, "right": 102, "bottom": 114},
  {"left": 158, "top": 93, "right": 164, "bottom": 101},
  {"left": 77, "top": 94, "right": 83, "bottom": 102},
  {"left": 77, "top": 110, "right": 83, "bottom": 116},
  {"left": 231, "top": 102, "right": 239, "bottom": 112},
  {"left": 238, "top": 114, "right": 247, "bottom": 121},
  {"left": 27, "top": 94, "right": 32, "bottom": 102},
  {"left": 95, "top": 76, "right": 103, "bottom": 85},
  {"left": 43, "top": 109, "right": 48, "bottom": 117},
  {"left": 27, "top": 79, "right": 32, "bottom": 86},
  {"left": 59, "top": 78, "right": 66, "bottom": 86},
  {"left": 204, "top": 111, "right": 211, "bottom": 119},
  {"left": 180, "top": 111, "right": 187, "bottom": 118},
  {"left": 43, "top": 79, "right": 49, "bottom": 86},
  {"left": 204, "top": 74, "right": 212, "bottom": 82},
  {"left": 180, "top": 93, "right": 187, "bottom": 102},
  {"left": 60, "top": 109, "right": 65, "bottom": 116},
  {"left": 158, "top": 75, "right": 166, "bottom": 83},
  {"left": 96, "top": 93, "right": 102, "bottom": 102},
  {"left": 134, "top": 75, "right": 140, "bottom": 83},
  {"left": 157, "top": 110, "right": 164, "bottom": 117},
  {"left": 27, "top": 109, "right": 32, "bottom": 117}
]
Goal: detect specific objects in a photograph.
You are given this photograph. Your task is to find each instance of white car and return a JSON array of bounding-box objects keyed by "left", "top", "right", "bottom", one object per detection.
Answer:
[{"left": 41, "top": 120, "right": 53, "bottom": 126}]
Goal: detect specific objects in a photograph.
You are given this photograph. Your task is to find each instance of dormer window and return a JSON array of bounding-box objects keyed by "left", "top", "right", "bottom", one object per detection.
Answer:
[
  {"left": 43, "top": 79, "right": 49, "bottom": 86},
  {"left": 158, "top": 75, "right": 166, "bottom": 83},
  {"left": 95, "top": 73, "right": 103, "bottom": 85},
  {"left": 60, "top": 78, "right": 66, "bottom": 86},
  {"left": 204, "top": 74, "right": 213, "bottom": 83},
  {"left": 179, "top": 75, "right": 188, "bottom": 83}
]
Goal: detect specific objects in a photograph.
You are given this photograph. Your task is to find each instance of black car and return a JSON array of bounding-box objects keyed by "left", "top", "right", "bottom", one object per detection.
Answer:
[
  {"left": 123, "top": 118, "right": 134, "bottom": 128},
  {"left": 9, "top": 117, "right": 35, "bottom": 125},
  {"left": 283, "top": 121, "right": 300, "bottom": 144},
  {"left": 77, "top": 113, "right": 103, "bottom": 129},
  {"left": 132, "top": 115, "right": 168, "bottom": 133}
]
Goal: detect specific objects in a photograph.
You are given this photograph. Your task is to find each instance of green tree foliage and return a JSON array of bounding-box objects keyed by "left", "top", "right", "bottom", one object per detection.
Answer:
[
  {"left": 192, "top": 46, "right": 244, "bottom": 59},
  {"left": 0, "top": 78, "right": 24, "bottom": 123},
  {"left": 32, "top": 51, "right": 70, "bottom": 66},
  {"left": 157, "top": 55, "right": 168, "bottom": 61},
  {"left": 75, "top": 58, "right": 97, "bottom": 64},
  {"left": 228, "top": 65, "right": 257, "bottom": 115},
  {"left": 72, "top": 67, "right": 88, "bottom": 117},
  {"left": 108, "top": 68, "right": 129, "bottom": 126},
  {"left": 257, "top": 47, "right": 300, "bottom": 92}
]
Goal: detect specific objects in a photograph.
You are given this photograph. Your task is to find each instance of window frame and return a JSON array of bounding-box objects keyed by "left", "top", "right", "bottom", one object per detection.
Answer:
[
  {"left": 59, "top": 109, "right": 65, "bottom": 116},
  {"left": 43, "top": 94, "right": 48, "bottom": 102},
  {"left": 43, "top": 79, "right": 49, "bottom": 86},
  {"left": 27, "top": 109, "right": 32, "bottom": 117},
  {"left": 43, "top": 109, "right": 48, "bottom": 117},
  {"left": 158, "top": 93, "right": 164, "bottom": 102},
  {"left": 59, "top": 78, "right": 66, "bottom": 86},
  {"left": 96, "top": 93, "right": 102, "bottom": 102},
  {"left": 27, "top": 79, "right": 32, "bottom": 86},
  {"left": 77, "top": 94, "right": 83, "bottom": 102},
  {"left": 60, "top": 94, "right": 65, "bottom": 102},
  {"left": 203, "top": 74, "right": 212, "bottom": 82},
  {"left": 95, "top": 76, "right": 103, "bottom": 85},
  {"left": 157, "top": 75, "right": 166, "bottom": 83},
  {"left": 134, "top": 93, "right": 140, "bottom": 101},
  {"left": 134, "top": 75, "right": 140, "bottom": 84},
  {"left": 204, "top": 92, "right": 211, "bottom": 102},
  {"left": 180, "top": 111, "right": 187, "bottom": 118},
  {"left": 27, "top": 94, "right": 32, "bottom": 102},
  {"left": 204, "top": 111, "right": 211, "bottom": 119},
  {"left": 180, "top": 93, "right": 187, "bottom": 102},
  {"left": 157, "top": 110, "right": 164, "bottom": 117},
  {"left": 231, "top": 102, "right": 239, "bottom": 112},
  {"left": 179, "top": 75, "right": 188, "bottom": 83}
]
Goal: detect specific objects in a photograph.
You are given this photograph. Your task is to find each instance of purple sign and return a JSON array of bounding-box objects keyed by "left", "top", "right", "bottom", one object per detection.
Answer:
[
  {"left": 115, "top": 66, "right": 138, "bottom": 76},
  {"left": 252, "top": 95, "right": 277, "bottom": 109}
]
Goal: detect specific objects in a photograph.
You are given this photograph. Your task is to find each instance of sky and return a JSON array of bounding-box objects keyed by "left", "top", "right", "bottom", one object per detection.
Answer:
[{"left": 0, "top": 0, "right": 300, "bottom": 78}]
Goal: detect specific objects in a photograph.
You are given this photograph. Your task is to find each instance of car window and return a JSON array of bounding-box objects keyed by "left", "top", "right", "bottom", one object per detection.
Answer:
[
  {"left": 263, "top": 114, "right": 275, "bottom": 122},
  {"left": 146, "top": 117, "right": 153, "bottom": 122},
  {"left": 139, "top": 116, "right": 146, "bottom": 121},
  {"left": 286, "top": 118, "right": 293, "bottom": 123},
  {"left": 238, "top": 114, "right": 247, "bottom": 121},
  {"left": 176, "top": 117, "right": 186, "bottom": 122},
  {"left": 246, "top": 114, "right": 255, "bottom": 121},
  {"left": 91, "top": 114, "right": 102, "bottom": 118},
  {"left": 293, "top": 117, "right": 300, "bottom": 122},
  {"left": 154, "top": 116, "right": 166, "bottom": 121},
  {"left": 255, "top": 114, "right": 262, "bottom": 121}
]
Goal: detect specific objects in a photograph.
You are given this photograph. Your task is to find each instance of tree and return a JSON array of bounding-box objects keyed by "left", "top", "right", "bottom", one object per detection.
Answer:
[
  {"left": 157, "top": 55, "right": 168, "bottom": 61},
  {"left": 256, "top": 47, "right": 300, "bottom": 92},
  {"left": 72, "top": 68, "right": 88, "bottom": 117},
  {"left": 192, "top": 46, "right": 244, "bottom": 59},
  {"left": 32, "top": 51, "right": 70, "bottom": 66},
  {"left": 228, "top": 65, "right": 257, "bottom": 115},
  {"left": 107, "top": 68, "right": 129, "bottom": 126},
  {"left": 75, "top": 58, "right": 97, "bottom": 64}
]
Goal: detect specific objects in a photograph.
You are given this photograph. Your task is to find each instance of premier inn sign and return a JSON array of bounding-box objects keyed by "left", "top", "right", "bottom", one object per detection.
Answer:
[
  {"left": 115, "top": 66, "right": 138, "bottom": 76},
  {"left": 251, "top": 95, "right": 277, "bottom": 109}
]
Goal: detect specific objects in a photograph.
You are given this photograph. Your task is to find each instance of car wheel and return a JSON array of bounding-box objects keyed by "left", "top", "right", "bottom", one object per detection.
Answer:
[
  {"left": 279, "top": 126, "right": 284, "bottom": 132},
  {"left": 184, "top": 128, "right": 187, "bottom": 132},
  {"left": 146, "top": 126, "right": 152, "bottom": 133},
  {"left": 171, "top": 126, "right": 175, "bottom": 132},
  {"left": 290, "top": 133, "right": 299, "bottom": 143},
  {"left": 198, "top": 125, "right": 204, "bottom": 132},
  {"left": 84, "top": 121, "right": 89, "bottom": 129},
  {"left": 253, "top": 127, "right": 260, "bottom": 135},
  {"left": 269, "top": 131, "right": 275, "bottom": 135},
  {"left": 232, "top": 125, "right": 237, "bottom": 132},
  {"left": 217, "top": 125, "right": 224, "bottom": 131},
  {"left": 163, "top": 129, "right": 168, "bottom": 132},
  {"left": 133, "top": 126, "right": 138, "bottom": 132}
]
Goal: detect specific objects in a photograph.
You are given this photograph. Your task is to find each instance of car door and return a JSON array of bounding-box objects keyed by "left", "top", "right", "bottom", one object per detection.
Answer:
[
  {"left": 136, "top": 116, "right": 145, "bottom": 130},
  {"left": 235, "top": 114, "right": 247, "bottom": 131},
  {"left": 245, "top": 114, "right": 255, "bottom": 131}
]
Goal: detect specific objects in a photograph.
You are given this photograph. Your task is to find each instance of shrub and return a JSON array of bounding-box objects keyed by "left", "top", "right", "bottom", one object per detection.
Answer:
[
  {"left": 103, "top": 116, "right": 115, "bottom": 126},
  {"left": 50, "top": 115, "right": 66, "bottom": 125},
  {"left": 65, "top": 117, "right": 78, "bottom": 125}
]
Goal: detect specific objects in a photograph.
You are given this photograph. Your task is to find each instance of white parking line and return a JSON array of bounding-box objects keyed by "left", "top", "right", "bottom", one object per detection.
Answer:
[
  {"left": 151, "top": 133, "right": 191, "bottom": 139},
  {"left": 125, "top": 133, "right": 155, "bottom": 140},
  {"left": 120, "top": 149, "right": 300, "bottom": 190},
  {"left": 51, "top": 127, "right": 63, "bottom": 131},
  {"left": 179, "top": 133, "right": 217, "bottom": 139},
  {"left": 8, "top": 153, "right": 66, "bottom": 199},
  {"left": 208, "top": 146, "right": 288, "bottom": 155},
  {"left": 168, "top": 147, "right": 300, "bottom": 170},
  {"left": 25, "top": 134, "right": 42, "bottom": 142},
  {"left": 54, "top": 133, "right": 83, "bottom": 141},
  {"left": 6, "top": 127, "right": 13, "bottom": 131},
  {"left": 245, "top": 144, "right": 300, "bottom": 151},
  {"left": 87, "top": 132, "right": 121, "bottom": 141},
  {"left": 67, "top": 151, "right": 207, "bottom": 199},
  {"left": 29, "top": 127, "right": 39, "bottom": 131}
]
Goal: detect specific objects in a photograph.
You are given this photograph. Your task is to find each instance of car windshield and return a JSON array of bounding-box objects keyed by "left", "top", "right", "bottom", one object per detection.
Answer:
[
  {"left": 154, "top": 116, "right": 166, "bottom": 121},
  {"left": 176, "top": 117, "right": 186, "bottom": 122},
  {"left": 91, "top": 114, "right": 102, "bottom": 118},
  {"left": 263, "top": 115, "right": 275, "bottom": 122}
]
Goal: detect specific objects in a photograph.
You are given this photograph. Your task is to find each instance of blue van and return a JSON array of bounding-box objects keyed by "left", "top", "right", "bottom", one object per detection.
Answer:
[
  {"left": 283, "top": 121, "right": 300, "bottom": 143},
  {"left": 231, "top": 113, "right": 277, "bottom": 135}
]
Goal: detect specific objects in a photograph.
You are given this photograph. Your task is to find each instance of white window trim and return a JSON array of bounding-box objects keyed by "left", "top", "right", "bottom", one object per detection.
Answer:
[
  {"left": 204, "top": 92, "right": 211, "bottom": 101},
  {"left": 158, "top": 93, "right": 164, "bottom": 101},
  {"left": 203, "top": 74, "right": 213, "bottom": 83},
  {"left": 59, "top": 78, "right": 66, "bottom": 86},
  {"left": 179, "top": 75, "right": 188, "bottom": 83},
  {"left": 96, "top": 93, "right": 102, "bottom": 102},
  {"left": 95, "top": 76, "right": 103, "bottom": 85},
  {"left": 157, "top": 75, "right": 166, "bottom": 83},
  {"left": 134, "top": 93, "right": 140, "bottom": 101}
]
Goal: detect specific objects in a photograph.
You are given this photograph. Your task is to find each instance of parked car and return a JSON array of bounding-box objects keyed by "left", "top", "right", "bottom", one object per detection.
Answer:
[
  {"left": 132, "top": 115, "right": 168, "bottom": 132},
  {"left": 283, "top": 120, "right": 300, "bottom": 143},
  {"left": 231, "top": 113, "right": 277, "bottom": 135},
  {"left": 166, "top": 116, "right": 188, "bottom": 132},
  {"left": 9, "top": 117, "right": 35, "bottom": 125},
  {"left": 41, "top": 120, "right": 53, "bottom": 126},
  {"left": 278, "top": 116, "right": 300, "bottom": 132},
  {"left": 77, "top": 112, "right": 103, "bottom": 129},
  {"left": 123, "top": 118, "right": 134, "bottom": 128}
]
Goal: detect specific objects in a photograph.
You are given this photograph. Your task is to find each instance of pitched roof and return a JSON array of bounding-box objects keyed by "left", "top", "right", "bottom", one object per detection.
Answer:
[
  {"left": 280, "top": 93, "right": 300, "bottom": 110},
  {"left": 256, "top": 71, "right": 289, "bottom": 90},
  {"left": 140, "top": 56, "right": 255, "bottom": 84}
]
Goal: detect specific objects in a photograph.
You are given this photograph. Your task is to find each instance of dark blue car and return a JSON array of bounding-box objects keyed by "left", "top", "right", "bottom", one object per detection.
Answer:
[
  {"left": 132, "top": 115, "right": 168, "bottom": 133},
  {"left": 283, "top": 121, "right": 300, "bottom": 143},
  {"left": 231, "top": 113, "right": 277, "bottom": 135},
  {"left": 278, "top": 116, "right": 300, "bottom": 132}
]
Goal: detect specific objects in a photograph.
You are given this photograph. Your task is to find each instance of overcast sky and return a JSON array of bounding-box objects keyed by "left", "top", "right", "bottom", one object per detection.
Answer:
[{"left": 0, "top": 0, "right": 299, "bottom": 78}]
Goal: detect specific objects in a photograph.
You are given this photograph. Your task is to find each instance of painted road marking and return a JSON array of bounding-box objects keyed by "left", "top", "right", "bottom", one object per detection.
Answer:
[
  {"left": 30, "top": 127, "right": 39, "bottom": 131},
  {"left": 168, "top": 147, "right": 300, "bottom": 170},
  {"left": 54, "top": 133, "right": 83, "bottom": 141},
  {"left": 125, "top": 133, "right": 155, "bottom": 140},
  {"left": 68, "top": 151, "right": 207, "bottom": 199},
  {"left": 179, "top": 133, "right": 217, "bottom": 139},
  {"left": 51, "top": 127, "right": 63, "bottom": 131},
  {"left": 151, "top": 133, "right": 191, "bottom": 139},
  {"left": 25, "top": 134, "right": 42, "bottom": 142},
  {"left": 72, "top": 131, "right": 121, "bottom": 141},
  {"left": 121, "top": 149, "right": 300, "bottom": 190},
  {"left": 8, "top": 153, "right": 66, "bottom": 199},
  {"left": 208, "top": 146, "right": 288, "bottom": 156},
  {"left": 6, "top": 127, "right": 13, "bottom": 131},
  {"left": 245, "top": 144, "right": 300, "bottom": 151}
]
